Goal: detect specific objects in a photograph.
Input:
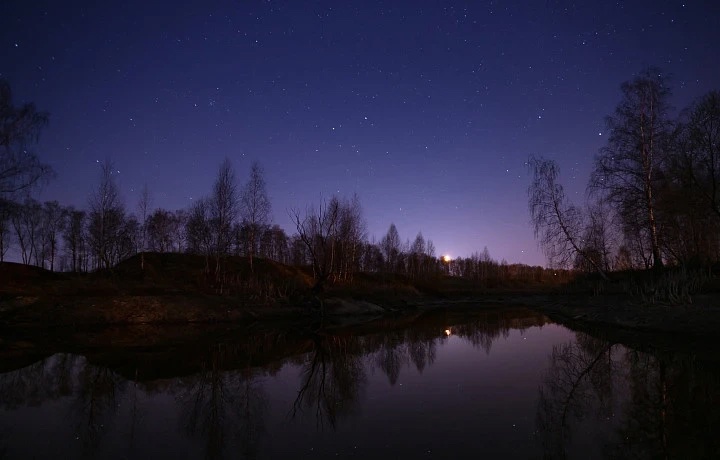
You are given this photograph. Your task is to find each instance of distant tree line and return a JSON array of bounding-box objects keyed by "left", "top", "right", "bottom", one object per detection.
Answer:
[
  {"left": 530, "top": 67, "right": 720, "bottom": 273},
  {"left": 0, "top": 76, "right": 580, "bottom": 289}
]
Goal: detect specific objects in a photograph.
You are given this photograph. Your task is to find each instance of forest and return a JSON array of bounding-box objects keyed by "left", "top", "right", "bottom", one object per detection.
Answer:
[{"left": 1, "top": 68, "right": 719, "bottom": 295}]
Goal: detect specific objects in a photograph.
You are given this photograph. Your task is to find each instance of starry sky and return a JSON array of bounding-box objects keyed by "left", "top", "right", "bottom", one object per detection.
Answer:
[{"left": 2, "top": 1, "right": 719, "bottom": 266}]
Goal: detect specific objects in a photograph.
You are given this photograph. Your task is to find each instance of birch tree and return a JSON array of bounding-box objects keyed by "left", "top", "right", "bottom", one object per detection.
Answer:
[
  {"left": 528, "top": 156, "right": 607, "bottom": 278},
  {"left": 590, "top": 68, "right": 672, "bottom": 269},
  {"left": 240, "top": 162, "right": 270, "bottom": 271}
]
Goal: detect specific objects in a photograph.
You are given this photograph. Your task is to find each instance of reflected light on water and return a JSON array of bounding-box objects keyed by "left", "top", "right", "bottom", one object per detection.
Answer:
[{"left": 2, "top": 310, "right": 716, "bottom": 459}]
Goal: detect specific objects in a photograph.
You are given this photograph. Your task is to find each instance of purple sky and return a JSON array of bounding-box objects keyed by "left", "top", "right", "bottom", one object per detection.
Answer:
[{"left": 2, "top": 1, "right": 719, "bottom": 265}]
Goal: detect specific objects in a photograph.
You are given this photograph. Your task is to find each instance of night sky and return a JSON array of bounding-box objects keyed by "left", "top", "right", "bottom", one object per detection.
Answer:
[{"left": 2, "top": 1, "right": 719, "bottom": 266}]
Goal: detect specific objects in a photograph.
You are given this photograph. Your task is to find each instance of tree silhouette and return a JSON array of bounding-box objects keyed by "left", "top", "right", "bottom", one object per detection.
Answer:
[
  {"left": 292, "top": 335, "right": 366, "bottom": 430},
  {"left": 88, "top": 160, "right": 126, "bottom": 269},
  {"left": 39, "top": 200, "right": 65, "bottom": 271},
  {"left": 528, "top": 156, "right": 607, "bottom": 277},
  {"left": 677, "top": 91, "right": 720, "bottom": 220},
  {"left": 536, "top": 335, "right": 616, "bottom": 459},
  {"left": 137, "top": 184, "right": 151, "bottom": 270},
  {"left": 591, "top": 68, "right": 672, "bottom": 269},
  {"left": 63, "top": 207, "right": 87, "bottom": 272},
  {"left": 211, "top": 158, "right": 239, "bottom": 258},
  {"left": 0, "top": 79, "right": 53, "bottom": 197},
  {"left": 290, "top": 197, "right": 341, "bottom": 294},
  {"left": 380, "top": 223, "right": 401, "bottom": 272},
  {"left": 186, "top": 198, "right": 213, "bottom": 257},
  {"left": 0, "top": 198, "right": 13, "bottom": 261},
  {"left": 10, "top": 198, "right": 41, "bottom": 265},
  {"left": 240, "top": 162, "right": 271, "bottom": 272}
]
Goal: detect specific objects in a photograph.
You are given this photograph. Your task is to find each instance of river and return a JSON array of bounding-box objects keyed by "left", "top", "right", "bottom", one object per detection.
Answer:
[{"left": 0, "top": 308, "right": 718, "bottom": 459}]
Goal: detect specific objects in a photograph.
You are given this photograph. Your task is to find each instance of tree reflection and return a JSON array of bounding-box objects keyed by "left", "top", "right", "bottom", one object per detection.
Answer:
[
  {"left": 376, "top": 332, "right": 406, "bottom": 385},
  {"left": 0, "top": 309, "right": 551, "bottom": 457},
  {"left": 292, "top": 335, "right": 366, "bottom": 430},
  {"left": 70, "top": 359, "right": 126, "bottom": 454},
  {"left": 536, "top": 333, "right": 616, "bottom": 459},
  {"left": 407, "top": 335, "right": 437, "bottom": 373},
  {"left": 606, "top": 351, "right": 720, "bottom": 459},
  {"left": 451, "top": 309, "right": 544, "bottom": 355},
  {"left": 537, "top": 332, "right": 720, "bottom": 459},
  {"left": 0, "top": 354, "right": 124, "bottom": 455},
  {"left": 0, "top": 354, "right": 79, "bottom": 410},
  {"left": 176, "top": 344, "right": 267, "bottom": 460},
  {"left": 290, "top": 311, "right": 544, "bottom": 429}
]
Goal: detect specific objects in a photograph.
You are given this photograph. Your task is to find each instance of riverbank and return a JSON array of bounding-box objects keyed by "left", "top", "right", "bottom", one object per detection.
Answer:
[
  {"left": 2, "top": 256, "right": 720, "bottom": 344},
  {"left": 5, "top": 289, "right": 720, "bottom": 344},
  {"left": 518, "top": 293, "right": 720, "bottom": 352},
  {"left": 0, "top": 306, "right": 545, "bottom": 375},
  {"left": 0, "top": 254, "right": 556, "bottom": 327}
]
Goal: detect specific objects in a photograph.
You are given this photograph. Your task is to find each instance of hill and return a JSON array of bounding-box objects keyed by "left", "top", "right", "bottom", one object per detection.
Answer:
[
  {"left": 0, "top": 252, "right": 563, "bottom": 327},
  {"left": 0, "top": 253, "right": 317, "bottom": 327}
]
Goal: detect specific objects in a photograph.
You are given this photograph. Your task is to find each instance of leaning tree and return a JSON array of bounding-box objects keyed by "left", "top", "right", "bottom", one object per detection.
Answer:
[{"left": 528, "top": 156, "right": 608, "bottom": 278}]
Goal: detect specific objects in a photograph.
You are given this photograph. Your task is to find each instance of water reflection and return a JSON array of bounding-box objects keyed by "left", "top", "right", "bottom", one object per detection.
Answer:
[
  {"left": 175, "top": 348, "right": 267, "bottom": 460},
  {"left": 536, "top": 334, "right": 616, "bottom": 459},
  {"left": 610, "top": 349, "right": 720, "bottom": 459},
  {"left": 0, "top": 353, "right": 78, "bottom": 409},
  {"left": 1, "top": 309, "right": 719, "bottom": 459},
  {"left": 291, "top": 335, "right": 366, "bottom": 430},
  {"left": 72, "top": 360, "right": 126, "bottom": 453},
  {"left": 537, "top": 332, "right": 720, "bottom": 459}
]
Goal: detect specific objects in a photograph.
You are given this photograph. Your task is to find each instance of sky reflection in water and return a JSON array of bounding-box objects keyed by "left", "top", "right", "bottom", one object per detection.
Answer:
[{"left": 1, "top": 309, "right": 718, "bottom": 459}]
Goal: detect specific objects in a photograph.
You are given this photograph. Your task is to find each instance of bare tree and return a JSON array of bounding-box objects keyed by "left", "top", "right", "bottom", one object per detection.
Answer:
[
  {"left": 0, "top": 198, "right": 14, "bottom": 261},
  {"left": 290, "top": 197, "right": 341, "bottom": 293},
  {"left": 115, "top": 214, "right": 139, "bottom": 263},
  {"left": 137, "top": 184, "right": 151, "bottom": 270},
  {"left": 170, "top": 209, "right": 187, "bottom": 252},
  {"left": 360, "top": 240, "right": 384, "bottom": 273},
  {"left": 575, "top": 199, "right": 615, "bottom": 273},
  {"left": 258, "top": 224, "right": 289, "bottom": 263},
  {"left": 40, "top": 200, "right": 66, "bottom": 271},
  {"left": 409, "top": 232, "right": 426, "bottom": 279},
  {"left": 380, "top": 223, "right": 401, "bottom": 272},
  {"left": 425, "top": 239, "right": 436, "bottom": 264},
  {"left": 0, "top": 80, "right": 53, "bottom": 197},
  {"left": 63, "top": 207, "right": 87, "bottom": 272},
  {"left": 590, "top": 68, "right": 672, "bottom": 269},
  {"left": 185, "top": 198, "right": 213, "bottom": 257},
  {"left": 88, "top": 161, "right": 125, "bottom": 269},
  {"left": 10, "top": 198, "right": 41, "bottom": 265},
  {"left": 335, "top": 194, "right": 366, "bottom": 281},
  {"left": 528, "top": 156, "right": 607, "bottom": 278},
  {"left": 666, "top": 90, "right": 720, "bottom": 262},
  {"left": 146, "top": 208, "right": 176, "bottom": 253},
  {"left": 240, "top": 162, "right": 271, "bottom": 271},
  {"left": 210, "top": 158, "right": 239, "bottom": 260},
  {"left": 677, "top": 91, "right": 720, "bottom": 219}
]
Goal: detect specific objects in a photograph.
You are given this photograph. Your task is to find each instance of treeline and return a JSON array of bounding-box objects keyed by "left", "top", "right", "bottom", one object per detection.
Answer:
[
  {"left": 530, "top": 67, "right": 720, "bottom": 274},
  {"left": 0, "top": 158, "right": 555, "bottom": 288},
  {"left": 0, "top": 76, "right": 561, "bottom": 290}
]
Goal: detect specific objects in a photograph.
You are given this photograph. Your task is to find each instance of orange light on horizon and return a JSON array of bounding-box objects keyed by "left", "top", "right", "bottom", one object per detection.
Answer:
[
  {"left": 444, "top": 328, "right": 451, "bottom": 336},
  {"left": 442, "top": 254, "right": 452, "bottom": 263}
]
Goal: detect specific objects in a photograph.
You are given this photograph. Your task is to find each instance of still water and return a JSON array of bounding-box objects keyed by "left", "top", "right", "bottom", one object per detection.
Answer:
[{"left": 1, "top": 308, "right": 718, "bottom": 459}]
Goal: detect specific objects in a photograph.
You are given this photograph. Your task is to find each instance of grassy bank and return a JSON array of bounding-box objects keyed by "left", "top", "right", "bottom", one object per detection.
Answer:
[
  {"left": 2, "top": 254, "right": 720, "bottom": 342},
  {"left": 0, "top": 252, "right": 563, "bottom": 327}
]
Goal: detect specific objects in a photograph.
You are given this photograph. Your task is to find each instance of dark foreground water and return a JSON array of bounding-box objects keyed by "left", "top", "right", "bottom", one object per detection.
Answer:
[{"left": 1, "top": 309, "right": 719, "bottom": 459}]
